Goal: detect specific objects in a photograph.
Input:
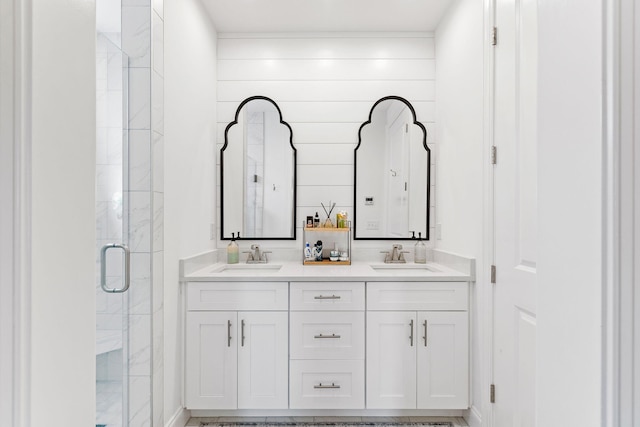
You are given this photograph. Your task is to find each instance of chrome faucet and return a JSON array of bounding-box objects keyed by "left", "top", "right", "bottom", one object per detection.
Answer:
[
  {"left": 244, "top": 244, "right": 271, "bottom": 264},
  {"left": 380, "top": 244, "right": 409, "bottom": 263}
]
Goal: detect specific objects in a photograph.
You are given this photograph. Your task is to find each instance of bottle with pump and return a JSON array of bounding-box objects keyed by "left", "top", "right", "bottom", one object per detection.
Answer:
[
  {"left": 314, "top": 212, "right": 320, "bottom": 228},
  {"left": 414, "top": 231, "right": 426, "bottom": 264},
  {"left": 227, "top": 232, "right": 239, "bottom": 264}
]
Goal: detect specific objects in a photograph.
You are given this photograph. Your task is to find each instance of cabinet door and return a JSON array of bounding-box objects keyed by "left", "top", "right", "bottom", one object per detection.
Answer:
[
  {"left": 185, "top": 311, "right": 237, "bottom": 409},
  {"left": 237, "top": 311, "right": 288, "bottom": 409},
  {"left": 417, "top": 311, "right": 469, "bottom": 409},
  {"left": 366, "top": 311, "right": 417, "bottom": 409}
]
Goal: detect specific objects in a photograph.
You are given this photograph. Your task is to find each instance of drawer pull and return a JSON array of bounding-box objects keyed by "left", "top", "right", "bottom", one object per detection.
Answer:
[
  {"left": 423, "top": 320, "right": 428, "bottom": 347},
  {"left": 314, "top": 333, "right": 341, "bottom": 339},
  {"left": 227, "top": 320, "right": 232, "bottom": 347},
  {"left": 409, "top": 319, "right": 414, "bottom": 347},
  {"left": 314, "top": 294, "right": 341, "bottom": 300},
  {"left": 314, "top": 382, "right": 341, "bottom": 389},
  {"left": 241, "top": 319, "right": 246, "bottom": 347}
]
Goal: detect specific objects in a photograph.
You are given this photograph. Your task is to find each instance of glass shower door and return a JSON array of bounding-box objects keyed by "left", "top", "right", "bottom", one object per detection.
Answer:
[{"left": 95, "top": 34, "right": 130, "bottom": 427}]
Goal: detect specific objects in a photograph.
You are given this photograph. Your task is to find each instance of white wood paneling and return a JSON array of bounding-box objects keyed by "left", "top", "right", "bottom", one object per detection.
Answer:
[
  {"left": 218, "top": 37, "right": 435, "bottom": 60},
  {"left": 218, "top": 59, "right": 435, "bottom": 81},
  {"left": 217, "top": 80, "right": 436, "bottom": 102},
  {"left": 218, "top": 101, "right": 436, "bottom": 124},
  {"left": 217, "top": 34, "right": 436, "bottom": 245}
]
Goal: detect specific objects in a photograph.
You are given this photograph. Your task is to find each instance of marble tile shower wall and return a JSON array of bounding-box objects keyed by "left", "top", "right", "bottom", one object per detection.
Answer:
[
  {"left": 96, "top": 33, "right": 126, "bottom": 351},
  {"left": 122, "top": 1, "right": 164, "bottom": 426},
  {"left": 216, "top": 34, "right": 436, "bottom": 249}
]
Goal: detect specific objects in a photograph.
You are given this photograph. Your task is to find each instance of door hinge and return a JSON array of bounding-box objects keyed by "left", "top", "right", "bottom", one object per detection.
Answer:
[
  {"left": 491, "top": 146, "right": 497, "bottom": 164},
  {"left": 491, "top": 265, "right": 496, "bottom": 284},
  {"left": 492, "top": 27, "right": 498, "bottom": 46},
  {"left": 490, "top": 384, "right": 496, "bottom": 403}
]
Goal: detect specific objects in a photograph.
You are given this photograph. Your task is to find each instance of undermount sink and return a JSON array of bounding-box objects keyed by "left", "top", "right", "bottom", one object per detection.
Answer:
[
  {"left": 209, "top": 264, "right": 283, "bottom": 274},
  {"left": 370, "top": 263, "right": 441, "bottom": 273}
]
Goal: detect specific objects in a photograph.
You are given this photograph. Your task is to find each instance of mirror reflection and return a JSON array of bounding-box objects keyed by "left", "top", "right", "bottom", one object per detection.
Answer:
[
  {"left": 354, "top": 96, "right": 430, "bottom": 239},
  {"left": 221, "top": 96, "right": 296, "bottom": 239}
]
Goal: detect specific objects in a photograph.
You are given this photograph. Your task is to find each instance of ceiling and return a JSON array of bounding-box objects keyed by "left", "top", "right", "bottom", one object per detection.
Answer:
[{"left": 201, "top": 0, "right": 454, "bottom": 33}]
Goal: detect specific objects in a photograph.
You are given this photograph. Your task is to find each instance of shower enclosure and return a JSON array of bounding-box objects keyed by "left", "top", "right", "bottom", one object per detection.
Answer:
[{"left": 95, "top": 32, "right": 130, "bottom": 427}]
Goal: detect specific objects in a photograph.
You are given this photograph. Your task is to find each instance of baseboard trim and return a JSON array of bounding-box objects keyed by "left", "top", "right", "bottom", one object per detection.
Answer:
[
  {"left": 463, "top": 405, "right": 482, "bottom": 427},
  {"left": 166, "top": 406, "right": 191, "bottom": 427}
]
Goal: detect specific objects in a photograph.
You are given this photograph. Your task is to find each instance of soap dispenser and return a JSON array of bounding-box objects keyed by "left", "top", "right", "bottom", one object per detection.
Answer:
[
  {"left": 227, "top": 232, "right": 239, "bottom": 264},
  {"left": 414, "top": 231, "right": 426, "bottom": 264}
]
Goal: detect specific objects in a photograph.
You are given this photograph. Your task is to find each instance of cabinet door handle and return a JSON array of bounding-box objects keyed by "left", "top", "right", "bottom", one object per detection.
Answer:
[
  {"left": 314, "top": 333, "right": 341, "bottom": 339},
  {"left": 423, "top": 320, "right": 428, "bottom": 347},
  {"left": 314, "top": 294, "right": 341, "bottom": 300},
  {"left": 241, "top": 319, "right": 246, "bottom": 347},
  {"left": 314, "top": 383, "right": 341, "bottom": 389},
  {"left": 227, "top": 320, "right": 232, "bottom": 347},
  {"left": 409, "top": 319, "right": 414, "bottom": 346}
]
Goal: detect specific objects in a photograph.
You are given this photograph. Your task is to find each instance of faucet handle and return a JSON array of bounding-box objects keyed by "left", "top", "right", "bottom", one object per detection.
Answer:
[
  {"left": 380, "top": 251, "right": 391, "bottom": 263},
  {"left": 262, "top": 251, "right": 272, "bottom": 262},
  {"left": 398, "top": 250, "right": 410, "bottom": 262},
  {"left": 242, "top": 251, "right": 254, "bottom": 261}
]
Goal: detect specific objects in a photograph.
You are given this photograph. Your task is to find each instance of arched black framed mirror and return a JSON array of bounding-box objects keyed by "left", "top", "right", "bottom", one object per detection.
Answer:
[
  {"left": 220, "top": 96, "right": 297, "bottom": 240},
  {"left": 354, "top": 96, "right": 430, "bottom": 240}
]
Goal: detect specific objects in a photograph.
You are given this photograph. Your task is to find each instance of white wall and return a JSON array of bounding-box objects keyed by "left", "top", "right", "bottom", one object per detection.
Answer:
[
  {"left": 216, "top": 33, "right": 436, "bottom": 249},
  {"left": 435, "top": 0, "right": 485, "bottom": 423},
  {"left": 164, "top": 0, "right": 218, "bottom": 422},
  {"left": 30, "top": 0, "right": 97, "bottom": 425},
  {"left": 537, "top": 0, "right": 603, "bottom": 424}
]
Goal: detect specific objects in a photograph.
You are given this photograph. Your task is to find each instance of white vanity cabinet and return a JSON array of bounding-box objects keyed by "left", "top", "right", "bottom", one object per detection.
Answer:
[
  {"left": 366, "top": 282, "right": 469, "bottom": 410},
  {"left": 289, "top": 282, "right": 365, "bottom": 409},
  {"left": 185, "top": 282, "right": 289, "bottom": 410}
]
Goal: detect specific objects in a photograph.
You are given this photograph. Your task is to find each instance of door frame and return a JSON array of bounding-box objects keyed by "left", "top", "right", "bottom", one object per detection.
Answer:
[
  {"left": 482, "top": 0, "right": 496, "bottom": 425},
  {"left": 602, "top": 0, "right": 637, "bottom": 425},
  {"left": 0, "top": 0, "right": 32, "bottom": 425}
]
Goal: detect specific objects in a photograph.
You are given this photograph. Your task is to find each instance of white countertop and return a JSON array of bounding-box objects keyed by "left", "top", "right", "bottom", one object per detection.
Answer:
[{"left": 182, "top": 260, "right": 473, "bottom": 282}]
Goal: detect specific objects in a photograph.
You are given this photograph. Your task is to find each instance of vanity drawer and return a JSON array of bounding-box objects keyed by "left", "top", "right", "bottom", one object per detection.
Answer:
[
  {"left": 290, "top": 312, "right": 365, "bottom": 360},
  {"left": 367, "top": 282, "right": 468, "bottom": 311},
  {"left": 290, "top": 282, "right": 365, "bottom": 311},
  {"left": 187, "top": 282, "right": 288, "bottom": 311},
  {"left": 289, "top": 360, "right": 364, "bottom": 409}
]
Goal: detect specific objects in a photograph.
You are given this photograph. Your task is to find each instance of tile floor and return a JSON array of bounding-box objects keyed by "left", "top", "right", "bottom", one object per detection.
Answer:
[{"left": 185, "top": 416, "right": 468, "bottom": 427}]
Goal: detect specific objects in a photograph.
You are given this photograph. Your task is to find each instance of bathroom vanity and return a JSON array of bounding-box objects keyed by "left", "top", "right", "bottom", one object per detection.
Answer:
[{"left": 181, "top": 252, "right": 474, "bottom": 416}]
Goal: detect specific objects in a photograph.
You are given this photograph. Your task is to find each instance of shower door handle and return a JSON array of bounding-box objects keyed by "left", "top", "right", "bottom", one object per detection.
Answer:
[{"left": 100, "top": 243, "right": 131, "bottom": 293}]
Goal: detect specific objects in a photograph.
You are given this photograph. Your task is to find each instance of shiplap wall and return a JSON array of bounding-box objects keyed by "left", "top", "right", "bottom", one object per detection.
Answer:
[{"left": 216, "top": 33, "right": 436, "bottom": 248}]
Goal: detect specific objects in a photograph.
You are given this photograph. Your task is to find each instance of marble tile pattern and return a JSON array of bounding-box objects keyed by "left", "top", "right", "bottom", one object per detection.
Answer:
[
  {"left": 114, "top": 1, "right": 163, "bottom": 426},
  {"left": 122, "top": 5, "right": 151, "bottom": 68}
]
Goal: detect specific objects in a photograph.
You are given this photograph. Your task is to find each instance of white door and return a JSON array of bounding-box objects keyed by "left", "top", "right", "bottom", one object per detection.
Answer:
[
  {"left": 417, "top": 311, "right": 469, "bottom": 409},
  {"left": 493, "top": 0, "right": 538, "bottom": 425},
  {"left": 366, "top": 311, "right": 416, "bottom": 409},
  {"left": 238, "top": 311, "right": 288, "bottom": 409},
  {"left": 185, "top": 312, "right": 238, "bottom": 409}
]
